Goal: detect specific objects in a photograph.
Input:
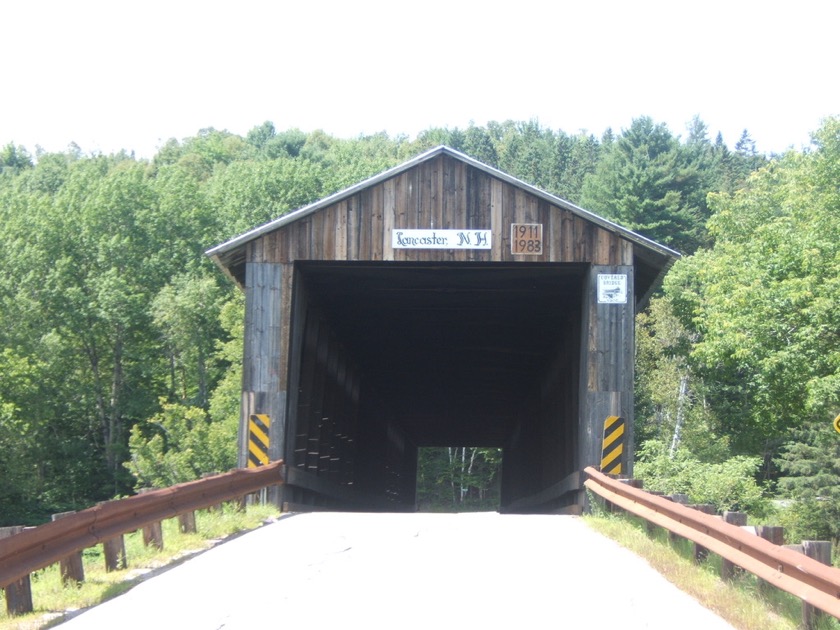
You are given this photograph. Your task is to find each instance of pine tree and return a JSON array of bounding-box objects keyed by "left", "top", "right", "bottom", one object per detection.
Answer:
[{"left": 580, "top": 117, "right": 705, "bottom": 253}]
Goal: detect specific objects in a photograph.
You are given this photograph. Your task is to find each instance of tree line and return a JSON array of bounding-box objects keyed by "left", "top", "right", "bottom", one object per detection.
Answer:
[{"left": 0, "top": 117, "right": 835, "bottom": 540}]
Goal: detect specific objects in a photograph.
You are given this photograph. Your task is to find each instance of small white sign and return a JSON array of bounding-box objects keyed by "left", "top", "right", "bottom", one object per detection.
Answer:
[
  {"left": 597, "top": 274, "right": 628, "bottom": 304},
  {"left": 392, "top": 229, "right": 491, "bottom": 249}
]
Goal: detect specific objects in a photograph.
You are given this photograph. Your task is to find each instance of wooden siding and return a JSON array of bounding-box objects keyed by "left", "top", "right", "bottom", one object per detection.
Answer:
[
  {"left": 241, "top": 262, "right": 287, "bottom": 469},
  {"left": 578, "top": 265, "right": 636, "bottom": 482},
  {"left": 245, "top": 154, "right": 634, "bottom": 267}
]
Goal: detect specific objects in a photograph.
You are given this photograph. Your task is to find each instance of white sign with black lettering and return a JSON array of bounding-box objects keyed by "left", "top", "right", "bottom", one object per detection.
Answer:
[
  {"left": 597, "top": 274, "right": 628, "bottom": 304},
  {"left": 392, "top": 229, "right": 491, "bottom": 249}
]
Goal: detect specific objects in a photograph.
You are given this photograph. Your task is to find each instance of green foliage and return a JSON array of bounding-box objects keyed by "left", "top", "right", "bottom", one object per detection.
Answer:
[
  {"left": 665, "top": 118, "right": 840, "bottom": 459},
  {"left": 636, "top": 298, "right": 707, "bottom": 451},
  {"left": 462, "top": 124, "right": 498, "bottom": 166},
  {"left": 245, "top": 122, "right": 310, "bottom": 159},
  {"left": 207, "top": 295, "right": 245, "bottom": 428},
  {"left": 581, "top": 116, "right": 707, "bottom": 253},
  {"left": 125, "top": 400, "right": 236, "bottom": 488},
  {"left": 0, "top": 142, "right": 32, "bottom": 173},
  {"left": 635, "top": 441, "right": 769, "bottom": 516},
  {"left": 633, "top": 117, "right": 840, "bottom": 549},
  {"left": 152, "top": 273, "right": 226, "bottom": 406},
  {"left": 416, "top": 447, "right": 502, "bottom": 511},
  {"left": 581, "top": 116, "right": 767, "bottom": 254},
  {"left": 482, "top": 120, "right": 602, "bottom": 204},
  {"left": 127, "top": 294, "right": 243, "bottom": 488},
  {"left": 207, "top": 157, "right": 327, "bottom": 235},
  {"left": 0, "top": 348, "right": 52, "bottom": 523},
  {"left": 313, "top": 133, "right": 404, "bottom": 193},
  {"left": 775, "top": 421, "right": 840, "bottom": 544}
]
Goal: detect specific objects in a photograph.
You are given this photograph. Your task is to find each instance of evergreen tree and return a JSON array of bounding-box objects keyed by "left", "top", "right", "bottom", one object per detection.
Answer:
[
  {"left": 580, "top": 117, "right": 706, "bottom": 253},
  {"left": 776, "top": 421, "right": 840, "bottom": 544}
]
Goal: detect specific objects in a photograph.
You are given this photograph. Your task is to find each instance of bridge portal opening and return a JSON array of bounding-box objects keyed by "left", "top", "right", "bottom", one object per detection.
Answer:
[{"left": 284, "top": 261, "right": 586, "bottom": 512}]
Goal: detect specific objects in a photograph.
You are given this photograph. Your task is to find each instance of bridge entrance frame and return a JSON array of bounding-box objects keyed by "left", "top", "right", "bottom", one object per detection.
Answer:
[{"left": 208, "top": 146, "right": 678, "bottom": 513}]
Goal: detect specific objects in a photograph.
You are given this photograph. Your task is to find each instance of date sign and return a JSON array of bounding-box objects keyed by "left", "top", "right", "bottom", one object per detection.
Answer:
[{"left": 511, "top": 223, "right": 543, "bottom": 255}]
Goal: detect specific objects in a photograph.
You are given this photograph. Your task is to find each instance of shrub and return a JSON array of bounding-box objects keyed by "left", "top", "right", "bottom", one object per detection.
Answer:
[{"left": 635, "top": 440, "right": 770, "bottom": 517}]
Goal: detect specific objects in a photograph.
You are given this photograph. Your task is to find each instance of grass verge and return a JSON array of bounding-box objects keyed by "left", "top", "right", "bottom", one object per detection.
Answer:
[
  {"left": 583, "top": 510, "right": 839, "bottom": 630},
  {"left": 0, "top": 503, "right": 280, "bottom": 630}
]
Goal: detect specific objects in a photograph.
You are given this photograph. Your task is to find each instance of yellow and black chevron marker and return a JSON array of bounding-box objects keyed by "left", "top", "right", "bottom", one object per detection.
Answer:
[
  {"left": 600, "top": 415, "right": 625, "bottom": 475},
  {"left": 248, "top": 414, "right": 271, "bottom": 468}
]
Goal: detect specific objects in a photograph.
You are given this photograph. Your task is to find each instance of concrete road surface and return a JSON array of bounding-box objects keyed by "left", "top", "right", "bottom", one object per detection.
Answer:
[{"left": 58, "top": 512, "right": 735, "bottom": 629}]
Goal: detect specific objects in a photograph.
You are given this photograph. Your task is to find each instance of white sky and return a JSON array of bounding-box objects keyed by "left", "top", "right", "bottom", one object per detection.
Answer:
[{"left": 3, "top": 0, "right": 837, "bottom": 159}]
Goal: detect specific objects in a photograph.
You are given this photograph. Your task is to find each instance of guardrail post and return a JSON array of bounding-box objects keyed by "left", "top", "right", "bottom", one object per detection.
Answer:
[
  {"left": 666, "top": 495, "right": 690, "bottom": 545},
  {"left": 103, "top": 536, "right": 127, "bottom": 571},
  {"left": 755, "top": 526, "right": 784, "bottom": 593},
  {"left": 51, "top": 511, "right": 85, "bottom": 585},
  {"left": 801, "top": 541, "right": 832, "bottom": 630},
  {"left": 756, "top": 525, "right": 784, "bottom": 545},
  {"left": 96, "top": 500, "right": 128, "bottom": 571},
  {"left": 645, "top": 491, "right": 664, "bottom": 535},
  {"left": 142, "top": 521, "right": 164, "bottom": 550},
  {"left": 178, "top": 511, "right": 197, "bottom": 534},
  {"left": 690, "top": 505, "right": 716, "bottom": 562},
  {"left": 0, "top": 527, "right": 33, "bottom": 616},
  {"left": 138, "top": 489, "right": 164, "bottom": 550},
  {"left": 721, "top": 511, "right": 747, "bottom": 579}
]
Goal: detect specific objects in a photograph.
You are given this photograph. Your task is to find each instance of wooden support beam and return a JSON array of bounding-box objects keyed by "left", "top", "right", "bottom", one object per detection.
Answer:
[
  {"left": 142, "top": 521, "right": 164, "bottom": 550},
  {"left": 721, "top": 511, "right": 747, "bottom": 580},
  {"left": 178, "top": 511, "right": 197, "bottom": 534},
  {"left": 0, "top": 527, "right": 32, "bottom": 616},
  {"left": 689, "top": 505, "right": 716, "bottom": 562},
  {"left": 802, "top": 541, "right": 832, "bottom": 630},
  {"left": 103, "top": 535, "right": 127, "bottom": 572},
  {"left": 51, "top": 511, "right": 85, "bottom": 585},
  {"left": 137, "top": 490, "right": 164, "bottom": 550}
]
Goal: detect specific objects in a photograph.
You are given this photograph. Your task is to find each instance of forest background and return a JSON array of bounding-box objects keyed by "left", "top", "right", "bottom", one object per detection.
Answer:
[{"left": 1, "top": 117, "right": 838, "bottom": 547}]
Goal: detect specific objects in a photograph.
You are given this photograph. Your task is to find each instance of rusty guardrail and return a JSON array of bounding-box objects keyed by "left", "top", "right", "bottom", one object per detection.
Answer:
[
  {"left": 0, "top": 460, "right": 285, "bottom": 590},
  {"left": 584, "top": 466, "right": 840, "bottom": 620}
]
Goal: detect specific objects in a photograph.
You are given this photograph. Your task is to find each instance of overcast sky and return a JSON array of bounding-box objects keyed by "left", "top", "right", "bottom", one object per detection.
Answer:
[{"left": 3, "top": 0, "right": 837, "bottom": 159}]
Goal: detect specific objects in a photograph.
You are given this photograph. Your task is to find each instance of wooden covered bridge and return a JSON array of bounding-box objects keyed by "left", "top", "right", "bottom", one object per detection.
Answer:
[{"left": 207, "top": 146, "right": 678, "bottom": 513}]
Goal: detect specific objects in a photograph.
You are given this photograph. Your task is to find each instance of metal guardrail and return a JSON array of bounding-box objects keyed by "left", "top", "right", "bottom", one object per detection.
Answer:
[
  {"left": 0, "top": 461, "right": 285, "bottom": 590},
  {"left": 584, "top": 466, "right": 840, "bottom": 620}
]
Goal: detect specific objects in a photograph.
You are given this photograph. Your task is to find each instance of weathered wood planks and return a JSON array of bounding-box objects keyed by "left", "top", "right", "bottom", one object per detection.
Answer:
[{"left": 245, "top": 154, "right": 629, "bottom": 267}]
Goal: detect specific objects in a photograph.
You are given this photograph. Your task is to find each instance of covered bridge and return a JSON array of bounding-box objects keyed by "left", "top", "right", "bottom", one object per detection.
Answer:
[{"left": 207, "top": 146, "right": 679, "bottom": 513}]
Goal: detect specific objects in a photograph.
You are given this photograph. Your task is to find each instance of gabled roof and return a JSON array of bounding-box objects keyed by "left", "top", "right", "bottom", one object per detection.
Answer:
[
  {"left": 209, "top": 145, "right": 678, "bottom": 258},
  {"left": 206, "top": 146, "right": 679, "bottom": 305}
]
